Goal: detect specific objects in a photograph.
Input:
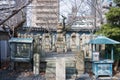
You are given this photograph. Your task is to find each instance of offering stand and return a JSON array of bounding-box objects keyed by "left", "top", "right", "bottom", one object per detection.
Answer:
[{"left": 89, "top": 36, "right": 120, "bottom": 78}]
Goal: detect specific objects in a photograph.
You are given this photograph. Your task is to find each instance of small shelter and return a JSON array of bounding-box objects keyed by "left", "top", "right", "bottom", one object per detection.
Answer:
[{"left": 89, "top": 36, "right": 120, "bottom": 78}]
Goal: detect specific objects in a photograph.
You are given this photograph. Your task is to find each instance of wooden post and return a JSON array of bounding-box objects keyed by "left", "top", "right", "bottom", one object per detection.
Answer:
[{"left": 111, "top": 47, "right": 113, "bottom": 60}]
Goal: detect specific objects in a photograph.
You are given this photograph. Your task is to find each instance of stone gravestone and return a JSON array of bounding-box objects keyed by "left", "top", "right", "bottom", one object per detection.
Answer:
[
  {"left": 44, "top": 33, "right": 51, "bottom": 52},
  {"left": 75, "top": 48, "right": 85, "bottom": 76}
]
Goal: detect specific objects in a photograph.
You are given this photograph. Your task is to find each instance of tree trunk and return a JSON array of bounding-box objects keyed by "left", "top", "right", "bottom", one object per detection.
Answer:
[{"left": 113, "top": 60, "right": 119, "bottom": 74}]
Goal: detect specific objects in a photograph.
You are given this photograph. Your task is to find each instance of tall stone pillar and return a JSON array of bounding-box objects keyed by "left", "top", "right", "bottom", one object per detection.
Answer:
[
  {"left": 56, "top": 58, "right": 65, "bottom": 80},
  {"left": 33, "top": 53, "right": 40, "bottom": 75}
]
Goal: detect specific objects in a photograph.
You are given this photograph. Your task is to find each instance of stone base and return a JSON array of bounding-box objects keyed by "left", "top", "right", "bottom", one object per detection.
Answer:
[{"left": 56, "top": 48, "right": 64, "bottom": 53}]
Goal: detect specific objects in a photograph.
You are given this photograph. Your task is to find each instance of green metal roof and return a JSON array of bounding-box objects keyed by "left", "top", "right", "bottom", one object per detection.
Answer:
[
  {"left": 89, "top": 36, "right": 120, "bottom": 44},
  {"left": 9, "top": 38, "right": 33, "bottom": 43}
]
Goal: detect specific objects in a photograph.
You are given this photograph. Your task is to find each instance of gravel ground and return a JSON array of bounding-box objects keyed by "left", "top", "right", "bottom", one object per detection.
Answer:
[
  {"left": 0, "top": 63, "right": 45, "bottom": 80},
  {"left": 0, "top": 62, "right": 120, "bottom": 80},
  {"left": 0, "top": 69, "right": 45, "bottom": 80},
  {"left": 0, "top": 69, "right": 120, "bottom": 80},
  {"left": 75, "top": 72, "right": 120, "bottom": 80}
]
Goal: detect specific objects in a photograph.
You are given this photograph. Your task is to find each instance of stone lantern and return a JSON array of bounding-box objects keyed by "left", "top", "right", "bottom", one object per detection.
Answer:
[{"left": 56, "top": 22, "right": 65, "bottom": 53}]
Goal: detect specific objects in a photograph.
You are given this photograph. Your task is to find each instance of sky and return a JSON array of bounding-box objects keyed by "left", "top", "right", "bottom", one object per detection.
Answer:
[{"left": 59, "top": 0, "right": 92, "bottom": 19}]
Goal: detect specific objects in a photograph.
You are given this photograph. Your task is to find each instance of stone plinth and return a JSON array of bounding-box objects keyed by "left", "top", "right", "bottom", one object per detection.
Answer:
[
  {"left": 56, "top": 41, "right": 64, "bottom": 52},
  {"left": 71, "top": 44, "right": 77, "bottom": 52},
  {"left": 45, "top": 44, "right": 50, "bottom": 52}
]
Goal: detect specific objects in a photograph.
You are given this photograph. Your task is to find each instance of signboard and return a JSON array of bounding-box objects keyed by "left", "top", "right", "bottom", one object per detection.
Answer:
[{"left": 92, "top": 52, "right": 99, "bottom": 61}]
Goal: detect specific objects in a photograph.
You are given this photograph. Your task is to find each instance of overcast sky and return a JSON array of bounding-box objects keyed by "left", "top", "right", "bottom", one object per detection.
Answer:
[{"left": 59, "top": 0, "right": 91, "bottom": 20}]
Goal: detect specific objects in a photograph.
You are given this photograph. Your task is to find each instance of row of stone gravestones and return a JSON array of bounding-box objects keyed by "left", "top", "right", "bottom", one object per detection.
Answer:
[
  {"left": 17, "top": 33, "right": 51, "bottom": 52},
  {"left": 17, "top": 32, "right": 93, "bottom": 55}
]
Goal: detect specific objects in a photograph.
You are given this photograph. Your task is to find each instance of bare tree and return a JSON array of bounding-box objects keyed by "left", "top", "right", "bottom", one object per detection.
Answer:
[
  {"left": 59, "top": 0, "right": 103, "bottom": 33},
  {"left": 0, "top": 0, "right": 33, "bottom": 37}
]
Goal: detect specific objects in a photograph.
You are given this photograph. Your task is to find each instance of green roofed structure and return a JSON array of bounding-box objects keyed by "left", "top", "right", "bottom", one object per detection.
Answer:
[{"left": 89, "top": 36, "right": 120, "bottom": 78}]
